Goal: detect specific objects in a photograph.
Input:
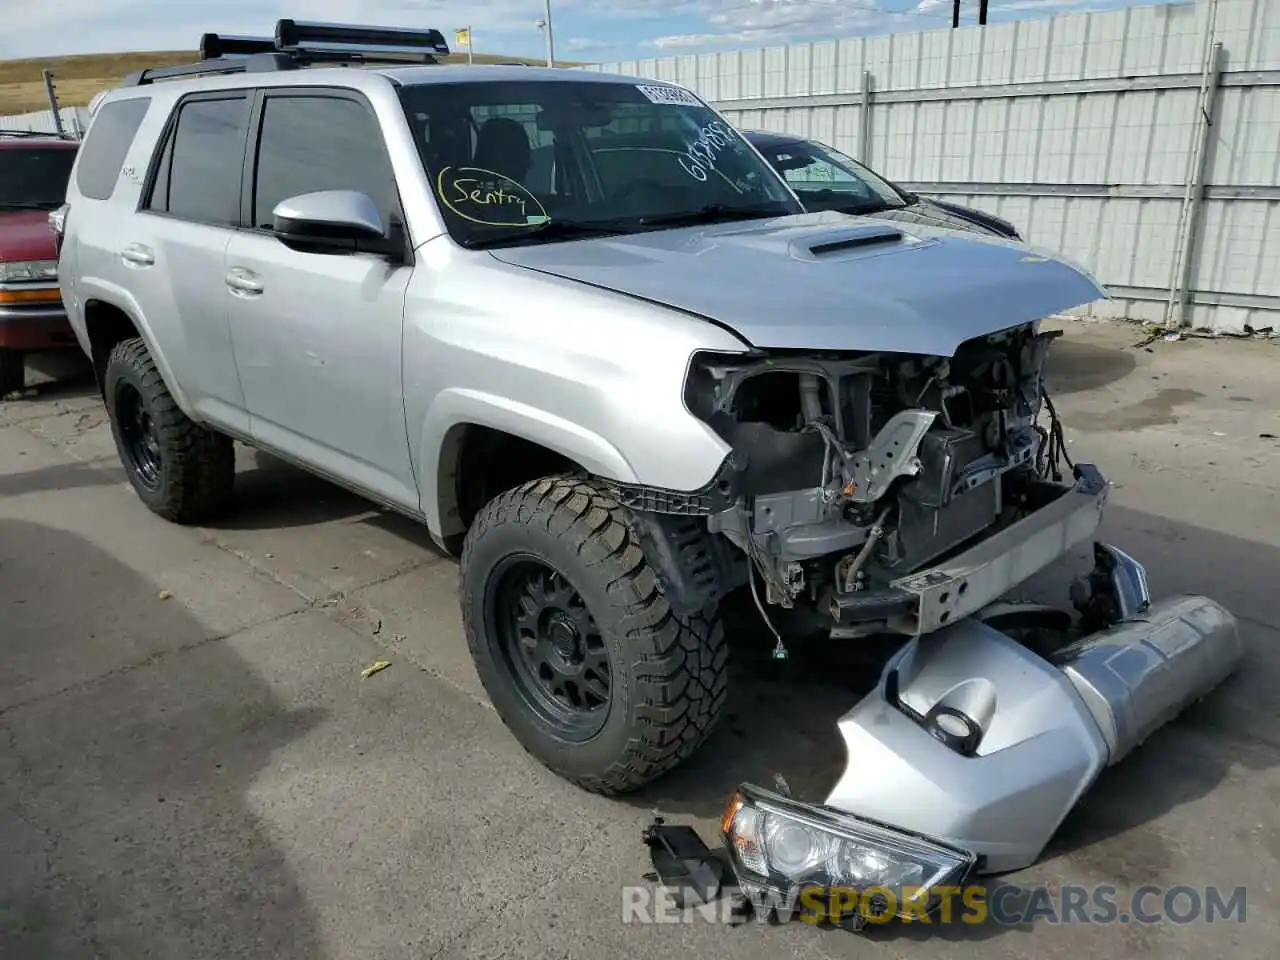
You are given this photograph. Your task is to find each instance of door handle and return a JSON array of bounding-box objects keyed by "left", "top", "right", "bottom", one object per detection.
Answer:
[
  {"left": 120, "top": 243, "right": 154, "bottom": 267},
  {"left": 225, "top": 268, "right": 263, "bottom": 296}
]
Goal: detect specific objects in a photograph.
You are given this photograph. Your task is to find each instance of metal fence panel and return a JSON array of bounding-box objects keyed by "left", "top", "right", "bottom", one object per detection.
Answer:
[
  {"left": 589, "top": 0, "right": 1280, "bottom": 333},
  {"left": 0, "top": 106, "right": 90, "bottom": 136}
]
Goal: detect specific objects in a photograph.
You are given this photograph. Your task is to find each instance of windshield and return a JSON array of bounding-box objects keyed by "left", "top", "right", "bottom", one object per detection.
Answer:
[
  {"left": 754, "top": 138, "right": 907, "bottom": 214},
  {"left": 397, "top": 79, "right": 801, "bottom": 247},
  {"left": 0, "top": 146, "right": 77, "bottom": 209}
]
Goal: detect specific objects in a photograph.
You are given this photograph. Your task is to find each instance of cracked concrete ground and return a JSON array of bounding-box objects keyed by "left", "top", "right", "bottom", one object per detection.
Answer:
[{"left": 1, "top": 319, "right": 1277, "bottom": 958}]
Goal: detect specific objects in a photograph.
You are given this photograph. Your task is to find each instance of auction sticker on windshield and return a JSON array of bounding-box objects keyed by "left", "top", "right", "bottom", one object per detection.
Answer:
[
  {"left": 436, "top": 166, "right": 549, "bottom": 226},
  {"left": 635, "top": 84, "right": 702, "bottom": 106}
]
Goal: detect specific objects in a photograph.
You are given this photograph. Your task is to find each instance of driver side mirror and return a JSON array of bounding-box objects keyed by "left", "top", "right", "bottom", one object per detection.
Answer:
[{"left": 272, "top": 190, "right": 389, "bottom": 252}]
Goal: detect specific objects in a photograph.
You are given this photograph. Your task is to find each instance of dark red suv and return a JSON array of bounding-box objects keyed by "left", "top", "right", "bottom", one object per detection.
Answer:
[{"left": 1, "top": 131, "right": 79, "bottom": 396}]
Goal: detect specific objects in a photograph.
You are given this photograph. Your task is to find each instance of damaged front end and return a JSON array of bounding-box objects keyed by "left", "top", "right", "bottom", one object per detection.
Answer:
[
  {"left": 649, "top": 544, "right": 1242, "bottom": 931},
  {"left": 645, "top": 324, "right": 1243, "bottom": 931},
  {"left": 685, "top": 322, "right": 1092, "bottom": 639}
]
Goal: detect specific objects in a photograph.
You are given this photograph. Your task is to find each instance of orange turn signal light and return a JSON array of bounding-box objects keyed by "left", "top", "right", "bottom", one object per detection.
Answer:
[
  {"left": 721, "top": 791, "right": 744, "bottom": 836},
  {"left": 0, "top": 287, "right": 61, "bottom": 305}
]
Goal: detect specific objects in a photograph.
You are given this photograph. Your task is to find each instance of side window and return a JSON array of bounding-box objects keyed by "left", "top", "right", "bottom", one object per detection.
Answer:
[
  {"left": 251, "top": 95, "right": 395, "bottom": 230},
  {"left": 146, "top": 95, "right": 249, "bottom": 226},
  {"left": 75, "top": 97, "right": 151, "bottom": 200}
]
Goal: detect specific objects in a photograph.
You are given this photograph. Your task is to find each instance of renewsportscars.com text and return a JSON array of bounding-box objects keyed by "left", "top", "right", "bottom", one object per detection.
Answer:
[{"left": 622, "top": 883, "right": 1248, "bottom": 926}]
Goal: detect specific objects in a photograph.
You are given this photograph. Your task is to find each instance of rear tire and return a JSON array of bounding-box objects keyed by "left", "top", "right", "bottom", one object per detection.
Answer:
[
  {"left": 461, "top": 476, "right": 728, "bottom": 795},
  {"left": 104, "top": 337, "right": 235, "bottom": 523},
  {"left": 0, "top": 349, "right": 24, "bottom": 397}
]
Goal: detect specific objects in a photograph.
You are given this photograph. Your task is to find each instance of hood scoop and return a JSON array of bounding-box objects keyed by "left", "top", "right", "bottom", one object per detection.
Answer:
[{"left": 794, "top": 223, "right": 907, "bottom": 261}]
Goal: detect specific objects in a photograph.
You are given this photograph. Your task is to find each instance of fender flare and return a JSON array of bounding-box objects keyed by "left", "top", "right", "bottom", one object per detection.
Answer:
[
  {"left": 418, "top": 387, "right": 640, "bottom": 538},
  {"left": 78, "top": 279, "right": 198, "bottom": 419}
]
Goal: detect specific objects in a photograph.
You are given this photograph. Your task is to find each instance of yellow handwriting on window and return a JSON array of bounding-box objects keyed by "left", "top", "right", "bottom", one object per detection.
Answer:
[{"left": 436, "top": 166, "right": 549, "bottom": 227}]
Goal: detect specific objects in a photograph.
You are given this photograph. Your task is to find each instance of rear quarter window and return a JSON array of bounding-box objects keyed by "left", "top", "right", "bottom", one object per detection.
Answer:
[{"left": 74, "top": 97, "right": 151, "bottom": 201}]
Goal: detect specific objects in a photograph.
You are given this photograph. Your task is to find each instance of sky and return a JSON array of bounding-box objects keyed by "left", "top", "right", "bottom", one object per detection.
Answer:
[{"left": 1, "top": 0, "right": 1183, "bottom": 62}]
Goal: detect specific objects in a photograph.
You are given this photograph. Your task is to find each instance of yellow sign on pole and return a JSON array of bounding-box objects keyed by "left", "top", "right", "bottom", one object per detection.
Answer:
[{"left": 454, "top": 26, "right": 473, "bottom": 64}]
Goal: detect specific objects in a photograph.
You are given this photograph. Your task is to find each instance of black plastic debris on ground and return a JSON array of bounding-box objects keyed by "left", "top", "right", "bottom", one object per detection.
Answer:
[
  {"left": 641, "top": 816, "right": 725, "bottom": 909},
  {"left": 642, "top": 815, "right": 759, "bottom": 926}
]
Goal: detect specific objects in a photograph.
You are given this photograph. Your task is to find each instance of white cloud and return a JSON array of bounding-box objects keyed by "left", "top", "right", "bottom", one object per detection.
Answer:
[
  {"left": 652, "top": 0, "right": 881, "bottom": 48},
  {"left": 650, "top": 0, "right": 1125, "bottom": 50},
  {"left": 562, "top": 37, "right": 624, "bottom": 53},
  {"left": 914, "top": 0, "right": 1122, "bottom": 15},
  {"left": 0, "top": 0, "right": 1147, "bottom": 60},
  {"left": 0, "top": 0, "right": 565, "bottom": 58}
]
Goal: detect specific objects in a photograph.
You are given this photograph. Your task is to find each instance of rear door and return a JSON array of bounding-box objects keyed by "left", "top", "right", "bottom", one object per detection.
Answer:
[
  {"left": 129, "top": 92, "right": 252, "bottom": 426},
  {"left": 222, "top": 88, "right": 417, "bottom": 511}
]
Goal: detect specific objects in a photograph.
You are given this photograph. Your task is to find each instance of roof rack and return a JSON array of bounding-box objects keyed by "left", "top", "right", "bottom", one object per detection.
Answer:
[{"left": 123, "top": 19, "right": 451, "bottom": 86}]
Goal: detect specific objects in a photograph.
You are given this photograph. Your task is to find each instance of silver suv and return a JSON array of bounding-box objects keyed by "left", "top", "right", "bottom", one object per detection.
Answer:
[{"left": 57, "top": 20, "right": 1113, "bottom": 795}]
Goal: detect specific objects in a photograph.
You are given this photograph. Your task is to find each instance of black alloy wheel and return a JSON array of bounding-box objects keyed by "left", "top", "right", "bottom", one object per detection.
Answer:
[
  {"left": 460, "top": 476, "right": 728, "bottom": 794},
  {"left": 486, "top": 555, "right": 612, "bottom": 741},
  {"left": 102, "top": 337, "right": 236, "bottom": 523},
  {"left": 114, "top": 378, "right": 162, "bottom": 489}
]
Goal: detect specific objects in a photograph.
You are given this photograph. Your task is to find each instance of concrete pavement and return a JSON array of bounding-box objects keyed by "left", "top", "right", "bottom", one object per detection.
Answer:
[{"left": 1, "top": 320, "right": 1277, "bottom": 958}]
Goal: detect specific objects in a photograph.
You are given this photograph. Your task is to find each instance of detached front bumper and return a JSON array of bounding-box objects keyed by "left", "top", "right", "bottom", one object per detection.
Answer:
[
  {"left": 713, "top": 544, "right": 1242, "bottom": 927},
  {"left": 822, "top": 553, "right": 1241, "bottom": 875}
]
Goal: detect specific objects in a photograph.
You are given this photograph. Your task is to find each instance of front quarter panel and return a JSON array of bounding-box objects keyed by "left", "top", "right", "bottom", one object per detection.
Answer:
[{"left": 404, "top": 237, "right": 749, "bottom": 539}]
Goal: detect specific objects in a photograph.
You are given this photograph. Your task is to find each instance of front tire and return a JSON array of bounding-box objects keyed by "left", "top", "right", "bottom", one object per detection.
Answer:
[
  {"left": 104, "top": 337, "right": 235, "bottom": 523},
  {"left": 461, "top": 477, "right": 728, "bottom": 795}
]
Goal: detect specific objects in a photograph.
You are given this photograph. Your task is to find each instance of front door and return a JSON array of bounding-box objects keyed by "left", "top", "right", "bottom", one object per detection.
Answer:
[{"left": 224, "top": 89, "right": 417, "bottom": 511}]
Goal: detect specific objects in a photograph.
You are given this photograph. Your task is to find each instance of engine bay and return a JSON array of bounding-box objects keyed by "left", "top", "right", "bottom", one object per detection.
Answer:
[{"left": 684, "top": 322, "right": 1076, "bottom": 636}]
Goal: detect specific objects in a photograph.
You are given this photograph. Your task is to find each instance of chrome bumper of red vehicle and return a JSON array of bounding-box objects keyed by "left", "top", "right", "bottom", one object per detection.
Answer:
[{"left": 0, "top": 282, "right": 75, "bottom": 351}]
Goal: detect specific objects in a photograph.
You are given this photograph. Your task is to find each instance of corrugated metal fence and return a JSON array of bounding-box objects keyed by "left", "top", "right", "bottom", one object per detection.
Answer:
[
  {"left": 0, "top": 106, "right": 90, "bottom": 137},
  {"left": 585, "top": 0, "right": 1280, "bottom": 334}
]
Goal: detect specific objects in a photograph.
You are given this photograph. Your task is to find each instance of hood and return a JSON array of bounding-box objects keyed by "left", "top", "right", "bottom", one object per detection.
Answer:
[
  {"left": 0, "top": 209, "right": 58, "bottom": 263},
  {"left": 489, "top": 211, "right": 1105, "bottom": 356}
]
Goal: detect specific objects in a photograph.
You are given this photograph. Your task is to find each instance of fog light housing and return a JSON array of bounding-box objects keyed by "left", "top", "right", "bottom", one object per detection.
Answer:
[{"left": 721, "top": 785, "right": 976, "bottom": 925}]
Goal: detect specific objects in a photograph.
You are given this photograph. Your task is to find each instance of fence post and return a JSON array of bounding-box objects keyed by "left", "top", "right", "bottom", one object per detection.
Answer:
[
  {"left": 859, "top": 69, "right": 873, "bottom": 164},
  {"left": 1163, "top": 40, "right": 1223, "bottom": 330},
  {"left": 41, "top": 69, "right": 66, "bottom": 136}
]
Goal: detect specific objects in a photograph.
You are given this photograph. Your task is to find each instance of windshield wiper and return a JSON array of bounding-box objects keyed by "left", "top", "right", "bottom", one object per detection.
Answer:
[
  {"left": 459, "top": 217, "right": 631, "bottom": 249},
  {"left": 831, "top": 198, "right": 902, "bottom": 216},
  {"left": 637, "top": 202, "right": 791, "bottom": 228},
  {"left": 0, "top": 201, "right": 55, "bottom": 210}
]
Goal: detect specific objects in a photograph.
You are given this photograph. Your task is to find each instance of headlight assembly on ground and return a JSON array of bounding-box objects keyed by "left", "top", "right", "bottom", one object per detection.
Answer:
[{"left": 720, "top": 785, "right": 976, "bottom": 924}]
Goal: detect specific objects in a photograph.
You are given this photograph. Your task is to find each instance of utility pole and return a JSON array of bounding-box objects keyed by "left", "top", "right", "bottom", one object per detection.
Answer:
[
  {"left": 979, "top": 0, "right": 989, "bottom": 25},
  {"left": 541, "top": 0, "right": 556, "bottom": 67}
]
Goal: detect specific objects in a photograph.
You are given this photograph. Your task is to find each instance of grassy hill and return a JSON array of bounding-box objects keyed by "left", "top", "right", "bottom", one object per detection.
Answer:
[{"left": 0, "top": 50, "right": 579, "bottom": 115}]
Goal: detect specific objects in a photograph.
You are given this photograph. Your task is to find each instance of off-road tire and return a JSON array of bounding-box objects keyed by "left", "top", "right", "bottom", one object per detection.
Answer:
[
  {"left": 104, "top": 337, "right": 235, "bottom": 523},
  {"left": 461, "top": 476, "right": 728, "bottom": 794},
  {"left": 0, "top": 349, "right": 24, "bottom": 398}
]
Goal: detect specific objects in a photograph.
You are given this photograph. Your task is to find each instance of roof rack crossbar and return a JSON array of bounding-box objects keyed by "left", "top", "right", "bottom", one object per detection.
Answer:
[
  {"left": 123, "top": 18, "right": 451, "bottom": 87},
  {"left": 200, "top": 33, "right": 278, "bottom": 59},
  {"left": 276, "top": 20, "right": 449, "bottom": 53}
]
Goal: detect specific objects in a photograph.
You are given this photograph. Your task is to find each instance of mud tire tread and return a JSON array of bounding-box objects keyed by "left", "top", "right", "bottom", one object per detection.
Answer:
[
  {"left": 105, "top": 337, "right": 235, "bottom": 524},
  {"left": 460, "top": 476, "right": 728, "bottom": 795}
]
